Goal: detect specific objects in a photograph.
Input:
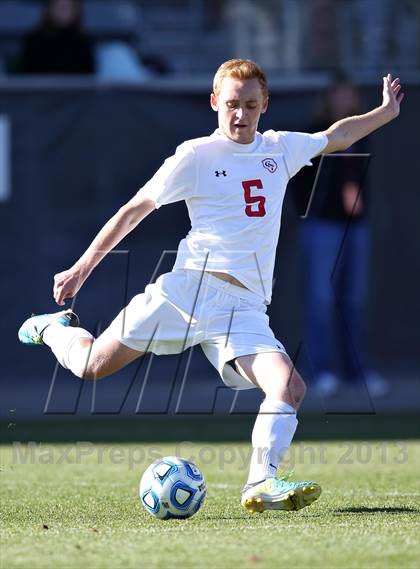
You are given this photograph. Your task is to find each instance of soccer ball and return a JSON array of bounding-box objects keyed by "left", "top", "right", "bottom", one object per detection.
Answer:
[{"left": 139, "top": 456, "right": 206, "bottom": 520}]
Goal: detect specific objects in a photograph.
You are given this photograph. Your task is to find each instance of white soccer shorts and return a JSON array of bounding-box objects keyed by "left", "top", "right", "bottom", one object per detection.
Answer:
[{"left": 103, "top": 269, "right": 287, "bottom": 390}]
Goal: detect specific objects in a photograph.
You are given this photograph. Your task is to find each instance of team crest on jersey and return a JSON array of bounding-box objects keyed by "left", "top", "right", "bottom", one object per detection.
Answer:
[{"left": 262, "top": 158, "right": 277, "bottom": 173}]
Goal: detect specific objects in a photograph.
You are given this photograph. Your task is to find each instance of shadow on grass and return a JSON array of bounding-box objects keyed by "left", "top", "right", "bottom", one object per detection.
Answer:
[
  {"left": 335, "top": 506, "right": 419, "bottom": 514},
  {"left": 203, "top": 507, "right": 420, "bottom": 521}
]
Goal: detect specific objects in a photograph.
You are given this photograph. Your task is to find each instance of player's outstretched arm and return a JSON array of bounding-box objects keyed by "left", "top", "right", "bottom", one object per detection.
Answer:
[
  {"left": 53, "top": 195, "right": 156, "bottom": 305},
  {"left": 321, "top": 74, "right": 404, "bottom": 154}
]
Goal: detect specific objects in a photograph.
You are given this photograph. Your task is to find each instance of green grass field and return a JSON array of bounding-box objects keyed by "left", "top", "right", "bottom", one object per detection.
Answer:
[{"left": 1, "top": 440, "right": 419, "bottom": 569}]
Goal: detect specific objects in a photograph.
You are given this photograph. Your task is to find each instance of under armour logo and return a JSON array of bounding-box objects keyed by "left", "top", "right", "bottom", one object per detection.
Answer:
[{"left": 215, "top": 170, "right": 227, "bottom": 177}]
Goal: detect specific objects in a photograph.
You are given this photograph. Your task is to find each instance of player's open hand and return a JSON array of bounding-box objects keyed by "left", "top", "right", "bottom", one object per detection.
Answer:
[
  {"left": 53, "top": 268, "right": 86, "bottom": 305},
  {"left": 382, "top": 74, "right": 404, "bottom": 118}
]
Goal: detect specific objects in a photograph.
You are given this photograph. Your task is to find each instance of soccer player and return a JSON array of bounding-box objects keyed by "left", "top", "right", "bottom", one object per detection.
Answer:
[{"left": 19, "top": 60, "right": 404, "bottom": 513}]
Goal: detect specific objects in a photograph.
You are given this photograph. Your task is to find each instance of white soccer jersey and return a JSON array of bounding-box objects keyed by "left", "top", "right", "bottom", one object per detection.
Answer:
[{"left": 138, "top": 128, "right": 328, "bottom": 303}]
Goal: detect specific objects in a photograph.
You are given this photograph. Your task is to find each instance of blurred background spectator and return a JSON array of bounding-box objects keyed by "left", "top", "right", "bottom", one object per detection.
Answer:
[
  {"left": 337, "top": 0, "right": 420, "bottom": 72},
  {"left": 225, "top": 0, "right": 280, "bottom": 71},
  {"left": 294, "top": 74, "right": 388, "bottom": 398},
  {"left": 0, "top": 0, "right": 418, "bottom": 77},
  {"left": 19, "top": 0, "right": 95, "bottom": 74}
]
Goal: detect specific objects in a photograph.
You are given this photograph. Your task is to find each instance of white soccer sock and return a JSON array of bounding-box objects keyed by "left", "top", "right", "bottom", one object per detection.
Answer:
[
  {"left": 43, "top": 323, "right": 94, "bottom": 374},
  {"left": 246, "top": 399, "right": 298, "bottom": 485}
]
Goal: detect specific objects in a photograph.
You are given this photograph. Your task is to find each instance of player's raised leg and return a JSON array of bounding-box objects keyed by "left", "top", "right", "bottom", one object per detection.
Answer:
[
  {"left": 18, "top": 309, "right": 142, "bottom": 379},
  {"left": 235, "top": 351, "right": 321, "bottom": 513}
]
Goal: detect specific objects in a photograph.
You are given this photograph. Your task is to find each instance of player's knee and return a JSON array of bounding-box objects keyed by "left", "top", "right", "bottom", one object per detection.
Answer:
[
  {"left": 79, "top": 360, "right": 111, "bottom": 380},
  {"left": 70, "top": 360, "right": 94, "bottom": 380},
  {"left": 68, "top": 343, "right": 110, "bottom": 380},
  {"left": 281, "top": 353, "right": 306, "bottom": 400},
  {"left": 292, "top": 372, "right": 307, "bottom": 404}
]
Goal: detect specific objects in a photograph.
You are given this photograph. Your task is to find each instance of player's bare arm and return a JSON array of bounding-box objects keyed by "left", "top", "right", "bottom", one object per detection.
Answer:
[
  {"left": 321, "top": 74, "right": 404, "bottom": 154},
  {"left": 53, "top": 195, "right": 156, "bottom": 305}
]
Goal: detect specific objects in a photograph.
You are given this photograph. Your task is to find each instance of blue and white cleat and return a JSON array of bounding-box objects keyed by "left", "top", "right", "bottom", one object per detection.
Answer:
[
  {"left": 18, "top": 309, "right": 79, "bottom": 345},
  {"left": 241, "top": 477, "right": 322, "bottom": 513}
]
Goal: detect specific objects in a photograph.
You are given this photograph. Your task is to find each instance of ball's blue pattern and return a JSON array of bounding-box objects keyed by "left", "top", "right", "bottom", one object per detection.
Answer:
[{"left": 139, "top": 456, "right": 206, "bottom": 520}]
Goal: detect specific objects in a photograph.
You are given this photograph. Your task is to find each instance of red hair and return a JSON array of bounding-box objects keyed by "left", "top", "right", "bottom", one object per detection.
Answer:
[{"left": 213, "top": 59, "right": 268, "bottom": 98}]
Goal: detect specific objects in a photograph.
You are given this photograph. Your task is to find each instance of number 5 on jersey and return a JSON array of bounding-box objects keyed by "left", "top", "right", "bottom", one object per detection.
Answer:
[{"left": 242, "top": 179, "right": 266, "bottom": 217}]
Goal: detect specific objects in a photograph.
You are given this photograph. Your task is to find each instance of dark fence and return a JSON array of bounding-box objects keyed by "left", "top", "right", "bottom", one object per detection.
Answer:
[{"left": 1, "top": 81, "right": 419, "bottom": 419}]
